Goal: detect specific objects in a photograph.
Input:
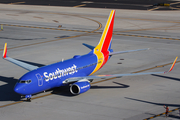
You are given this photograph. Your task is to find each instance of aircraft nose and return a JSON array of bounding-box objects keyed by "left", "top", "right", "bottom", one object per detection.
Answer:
[
  {"left": 14, "top": 86, "right": 20, "bottom": 94},
  {"left": 14, "top": 84, "right": 25, "bottom": 95}
]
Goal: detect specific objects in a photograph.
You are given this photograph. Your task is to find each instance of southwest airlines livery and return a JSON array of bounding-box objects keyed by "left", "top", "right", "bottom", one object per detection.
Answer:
[{"left": 2, "top": 10, "right": 178, "bottom": 102}]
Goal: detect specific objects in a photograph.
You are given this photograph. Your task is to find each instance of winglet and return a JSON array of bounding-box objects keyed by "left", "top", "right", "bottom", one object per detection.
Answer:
[
  {"left": 3, "top": 43, "right": 7, "bottom": 58},
  {"left": 165, "top": 56, "right": 178, "bottom": 73}
]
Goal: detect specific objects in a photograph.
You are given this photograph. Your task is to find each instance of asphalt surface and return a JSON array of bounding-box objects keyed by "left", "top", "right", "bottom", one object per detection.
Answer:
[
  {"left": 0, "top": 0, "right": 180, "bottom": 10},
  {"left": 0, "top": 3, "right": 180, "bottom": 120}
]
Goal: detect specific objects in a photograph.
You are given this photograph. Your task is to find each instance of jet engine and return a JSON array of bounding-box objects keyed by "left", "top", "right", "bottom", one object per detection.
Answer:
[{"left": 70, "top": 80, "right": 91, "bottom": 95}]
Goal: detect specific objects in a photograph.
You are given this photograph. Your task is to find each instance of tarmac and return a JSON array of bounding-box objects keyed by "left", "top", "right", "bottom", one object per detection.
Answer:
[
  {"left": 0, "top": 4, "right": 180, "bottom": 120},
  {"left": 0, "top": 0, "right": 180, "bottom": 10}
]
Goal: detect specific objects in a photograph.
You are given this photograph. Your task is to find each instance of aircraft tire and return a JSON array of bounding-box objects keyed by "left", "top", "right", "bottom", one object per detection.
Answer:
[{"left": 27, "top": 98, "right": 31, "bottom": 102}]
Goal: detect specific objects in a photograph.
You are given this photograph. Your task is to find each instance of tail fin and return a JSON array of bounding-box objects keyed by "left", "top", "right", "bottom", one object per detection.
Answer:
[
  {"left": 90, "top": 10, "right": 115, "bottom": 75},
  {"left": 95, "top": 10, "right": 115, "bottom": 52}
]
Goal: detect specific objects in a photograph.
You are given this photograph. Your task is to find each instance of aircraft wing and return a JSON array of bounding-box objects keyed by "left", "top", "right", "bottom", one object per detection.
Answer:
[
  {"left": 2, "top": 43, "right": 39, "bottom": 71},
  {"left": 63, "top": 56, "right": 178, "bottom": 84},
  {"left": 109, "top": 48, "right": 149, "bottom": 55}
]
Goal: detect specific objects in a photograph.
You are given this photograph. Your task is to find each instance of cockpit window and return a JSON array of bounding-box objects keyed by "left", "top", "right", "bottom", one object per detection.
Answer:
[
  {"left": 27, "top": 80, "right": 31, "bottom": 83},
  {"left": 19, "top": 80, "right": 26, "bottom": 83},
  {"left": 19, "top": 80, "right": 32, "bottom": 84}
]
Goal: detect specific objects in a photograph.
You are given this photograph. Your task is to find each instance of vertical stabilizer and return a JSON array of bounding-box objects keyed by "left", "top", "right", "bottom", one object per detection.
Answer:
[
  {"left": 90, "top": 10, "right": 115, "bottom": 75},
  {"left": 95, "top": 10, "right": 115, "bottom": 52}
]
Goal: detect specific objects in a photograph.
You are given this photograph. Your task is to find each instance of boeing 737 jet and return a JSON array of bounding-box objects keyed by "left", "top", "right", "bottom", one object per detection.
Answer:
[{"left": 2, "top": 10, "right": 177, "bottom": 102}]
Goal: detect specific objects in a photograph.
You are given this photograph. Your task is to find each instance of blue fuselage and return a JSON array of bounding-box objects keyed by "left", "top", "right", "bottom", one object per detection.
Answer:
[{"left": 14, "top": 52, "right": 99, "bottom": 95}]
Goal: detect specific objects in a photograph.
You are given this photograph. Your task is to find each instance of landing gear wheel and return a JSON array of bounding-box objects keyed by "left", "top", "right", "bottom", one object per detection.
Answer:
[{"left": 27, "top": 98, "right": 31, "bottom": 102}]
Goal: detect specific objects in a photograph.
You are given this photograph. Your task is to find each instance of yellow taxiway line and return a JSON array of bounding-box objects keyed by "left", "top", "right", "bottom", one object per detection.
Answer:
[{"left": 73, "top": 4, "right": 86, "bottom": 8}]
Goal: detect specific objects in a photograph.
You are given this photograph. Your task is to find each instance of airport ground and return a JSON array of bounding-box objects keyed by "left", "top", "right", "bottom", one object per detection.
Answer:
[
  {"left": 0, "top": 0, "right": 180, "bottom": 10},
  {"left": 0, "top": 2, "right": 180, "bottom": 120}
]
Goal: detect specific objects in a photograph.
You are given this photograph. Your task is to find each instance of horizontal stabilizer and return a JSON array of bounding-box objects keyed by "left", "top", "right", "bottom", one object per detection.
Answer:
[
  {"left": 82, "top": 43, "right": 95, "bottom": 50},
  {"left": 109, "top": 48, "right": 149, "bottom": 55}
]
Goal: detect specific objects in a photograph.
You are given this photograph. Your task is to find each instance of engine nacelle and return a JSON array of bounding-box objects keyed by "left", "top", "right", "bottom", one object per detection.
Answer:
[{"left": 70, "top": 80, "right": 91, "bottom": 95}]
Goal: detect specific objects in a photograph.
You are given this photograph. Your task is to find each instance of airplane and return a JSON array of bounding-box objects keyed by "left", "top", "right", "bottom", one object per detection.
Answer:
[{"left": 2, "top": 10, "right": 178, "bottom": 102}]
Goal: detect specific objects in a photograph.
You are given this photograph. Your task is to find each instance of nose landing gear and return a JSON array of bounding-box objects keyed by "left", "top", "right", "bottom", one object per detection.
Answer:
[
  {"left": 25, "top": 95, "right": 32, "bottom": 102},
  {"left": 27, "top": 97, "right": 31, "bottom": 102}
]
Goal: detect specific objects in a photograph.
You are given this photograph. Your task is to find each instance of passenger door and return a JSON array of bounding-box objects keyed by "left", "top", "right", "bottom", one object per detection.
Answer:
[{"left": 36, "top": 73, "right": 43, "bottom": 86}]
